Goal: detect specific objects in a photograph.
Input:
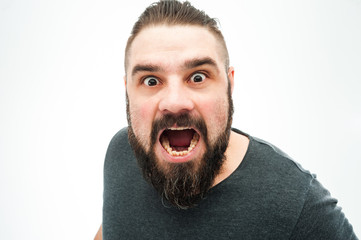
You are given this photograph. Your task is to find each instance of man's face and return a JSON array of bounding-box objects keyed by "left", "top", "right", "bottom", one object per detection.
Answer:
[{"left": 125, "top": 25, "right": 234, "bottom": 208}]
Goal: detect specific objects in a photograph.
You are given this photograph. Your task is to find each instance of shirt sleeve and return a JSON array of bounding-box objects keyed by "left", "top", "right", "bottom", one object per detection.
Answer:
[{"left": 290, "top": 177, "right": 358, "bottom": 240}]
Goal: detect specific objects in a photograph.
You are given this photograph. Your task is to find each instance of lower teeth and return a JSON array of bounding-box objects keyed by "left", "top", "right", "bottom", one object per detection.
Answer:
[{"left": 161, "top": 133, "right": 199, "bottom": 156}]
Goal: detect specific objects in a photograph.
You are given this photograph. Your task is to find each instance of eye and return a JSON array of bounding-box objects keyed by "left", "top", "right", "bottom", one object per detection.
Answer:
[
  {"left": 190, "top": 73, "right": 206, "bottom": 83},
  {"left": 143, "top": 76, "right": 160, "bottom": 86}
]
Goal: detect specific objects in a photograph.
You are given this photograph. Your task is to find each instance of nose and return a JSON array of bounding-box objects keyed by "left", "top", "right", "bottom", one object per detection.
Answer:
[{"left": 158, "top": 82, "right": 194, "bottom": 115}]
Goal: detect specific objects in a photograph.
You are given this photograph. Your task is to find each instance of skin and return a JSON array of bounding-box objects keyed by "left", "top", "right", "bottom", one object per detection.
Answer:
[
  {"left": 94, "top": 225, "right": 102, "bottom": 240},
  {"left": 126, "top": 25, "right": 246, "bottom": 167},
  {"left": 95, "top": 25, "right": 249, "bottom": 239}
]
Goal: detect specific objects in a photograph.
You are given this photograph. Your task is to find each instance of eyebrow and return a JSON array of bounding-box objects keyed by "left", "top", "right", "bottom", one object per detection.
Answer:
[
  {"left": 131, "top": 57, "right": 219, "bottom": 77},
  {"left": 183, "top": 57, "right": 218, "bottom": 70},
  {"left": 131, "top": 64, "right": 162, "bottom": 77}
]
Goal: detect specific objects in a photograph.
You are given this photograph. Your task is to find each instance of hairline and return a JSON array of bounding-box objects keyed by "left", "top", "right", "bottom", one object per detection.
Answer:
[{"left": 124, "top": 23, "right": 230, "bottom": 76}]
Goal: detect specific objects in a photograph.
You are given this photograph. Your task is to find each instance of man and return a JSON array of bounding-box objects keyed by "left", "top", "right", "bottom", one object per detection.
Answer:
[{"left": 96, "top": 1, "right": 357, "bottom": 239}]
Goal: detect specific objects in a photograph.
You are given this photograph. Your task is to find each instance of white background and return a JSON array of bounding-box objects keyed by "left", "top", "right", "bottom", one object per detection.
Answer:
[{"left": 0, "top": 0, "right": 360, "bottom": 239}]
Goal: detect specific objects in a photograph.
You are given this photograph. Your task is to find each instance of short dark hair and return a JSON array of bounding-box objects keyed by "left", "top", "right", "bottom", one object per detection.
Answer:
[{"left": 124, "top": 0, "right": 229, "bottom": 72}]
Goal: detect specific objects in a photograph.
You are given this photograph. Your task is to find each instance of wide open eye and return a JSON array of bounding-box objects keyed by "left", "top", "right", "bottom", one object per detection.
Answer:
[
  {"left": 190, "top": 73, "right": 206, "bottom": 83},
  {"left": 143, "top": 76, "right": 160, "bottom": 86}
]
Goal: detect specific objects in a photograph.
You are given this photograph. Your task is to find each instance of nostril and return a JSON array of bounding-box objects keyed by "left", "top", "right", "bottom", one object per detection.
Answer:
[{"left": 158, "top": 93, "right": 194, "bottom": 114}]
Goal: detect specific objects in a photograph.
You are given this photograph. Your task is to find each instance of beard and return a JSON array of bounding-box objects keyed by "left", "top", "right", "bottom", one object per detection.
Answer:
[{"left": 127, "top": 83, "right": 234, "bottom": 209}]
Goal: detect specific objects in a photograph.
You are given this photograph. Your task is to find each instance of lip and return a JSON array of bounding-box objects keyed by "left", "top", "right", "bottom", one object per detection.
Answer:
[{"left": 156, "top": 126, "right": 202, "bottom": 163}]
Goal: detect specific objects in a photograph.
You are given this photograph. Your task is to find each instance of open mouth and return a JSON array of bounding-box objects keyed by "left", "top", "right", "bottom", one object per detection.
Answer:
[{"left": 160, "top": 127, "right": 200, "bottom": 157}]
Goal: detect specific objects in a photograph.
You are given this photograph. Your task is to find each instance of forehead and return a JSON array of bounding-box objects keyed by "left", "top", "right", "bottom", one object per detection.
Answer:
[{"left": 127, "top": 25, "right": 224, "bottom": 75}]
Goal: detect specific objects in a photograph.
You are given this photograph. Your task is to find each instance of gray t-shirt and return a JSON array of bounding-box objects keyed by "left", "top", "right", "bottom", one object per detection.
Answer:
[{"left": 103, "top": 128, "right": 357, "bottom": 240}]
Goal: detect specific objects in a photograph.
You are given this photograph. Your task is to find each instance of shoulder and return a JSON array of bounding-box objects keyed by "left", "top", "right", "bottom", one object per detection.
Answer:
[
  {"left": 289, "top": 177, "right": 357, "bottom": 239},
  {"left": 106, "top": 127, "right": 129, "bottom": 152},
  {"left": 105, "top": 127, "right": 130, "bottom": 159},
  {"left": 104, "top": 127, "right": 134, "bottom": 175},
  {"left": 226, "top": 130, "right": 315, "bottom": 218},
  {"left": 238, "top": 132, "right": 357, "bottom": 239},
  {"left": 239, "top": 132, "right": 315, "bottom": 190}
]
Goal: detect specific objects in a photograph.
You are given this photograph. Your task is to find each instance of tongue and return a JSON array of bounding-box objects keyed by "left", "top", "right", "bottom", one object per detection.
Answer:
[{"left": 166, "top": 129, "right": 194, "bottom": 147}]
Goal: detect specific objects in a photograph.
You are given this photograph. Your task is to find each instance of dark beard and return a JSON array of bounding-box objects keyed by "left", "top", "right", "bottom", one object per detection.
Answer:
[{"left": 127, "top": 83, "right": 234, "bottom": 209}]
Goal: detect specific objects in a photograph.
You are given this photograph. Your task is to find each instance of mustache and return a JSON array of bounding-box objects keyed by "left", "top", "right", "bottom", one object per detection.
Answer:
[{"left": 150, "top": 113, "right": 208, "bottom": 147}]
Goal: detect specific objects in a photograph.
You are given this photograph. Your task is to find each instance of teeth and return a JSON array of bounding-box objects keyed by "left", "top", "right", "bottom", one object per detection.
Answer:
[
  {"left": 161, "top": 132, "right": 199, "bottom": 157},
  {"left": 168, "top": 127, "right": 191, "bottom": 130}
]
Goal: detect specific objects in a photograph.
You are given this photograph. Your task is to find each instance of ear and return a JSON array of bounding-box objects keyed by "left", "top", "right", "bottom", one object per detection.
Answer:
[
  {"left": 227, "top": 66, "right": 235, "bottom": 94},
  {"left": 123, "top": 75, "right": 127, "bottom": 88}
]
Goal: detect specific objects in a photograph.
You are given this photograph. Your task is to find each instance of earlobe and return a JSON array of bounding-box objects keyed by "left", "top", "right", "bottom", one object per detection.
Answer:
[{"left": 228, "top": 67, "right": 235, "bottom": 94}]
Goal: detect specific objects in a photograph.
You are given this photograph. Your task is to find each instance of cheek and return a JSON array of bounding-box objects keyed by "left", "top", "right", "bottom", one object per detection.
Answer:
[
  {"left": 129, "top": 101, "right": 156, "bottom": 149},
  {"left": 199, "top": 95, "right": 229, "bottom": 140}
]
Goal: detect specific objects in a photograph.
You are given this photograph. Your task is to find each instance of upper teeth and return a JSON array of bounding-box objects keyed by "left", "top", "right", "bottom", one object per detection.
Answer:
[{"left": 168, "top": 127, "right": 191, "bottom": 130}]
